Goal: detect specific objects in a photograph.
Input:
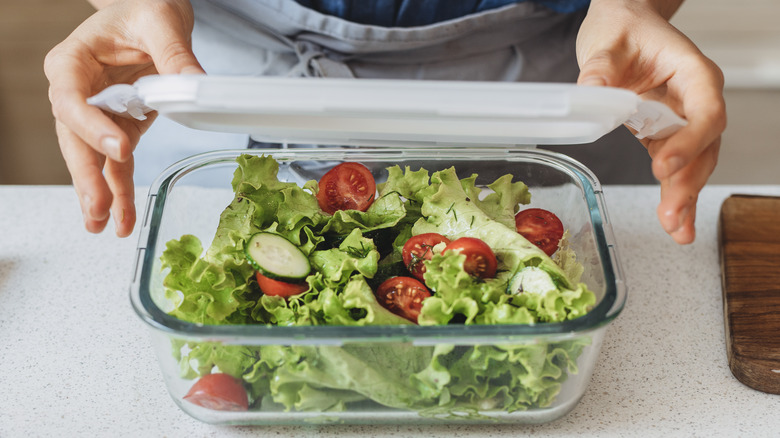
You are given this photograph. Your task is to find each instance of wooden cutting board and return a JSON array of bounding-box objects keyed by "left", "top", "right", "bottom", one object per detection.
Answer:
[{"left": 719, "top": 194, "right": 780, "bottom": 394}]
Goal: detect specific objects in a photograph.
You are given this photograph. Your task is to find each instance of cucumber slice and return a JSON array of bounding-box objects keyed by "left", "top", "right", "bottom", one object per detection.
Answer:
[{"left": 245, "top": 232, "right": 311, "bottom": 281}]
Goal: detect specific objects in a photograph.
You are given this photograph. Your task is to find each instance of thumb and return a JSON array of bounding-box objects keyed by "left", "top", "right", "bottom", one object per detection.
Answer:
[
  {"left": 135, "top": 3, "right": 205, "bottom": 75},
  {"left": 145, "top": 37, "right": 205, "bottom": 75},
  {"left": 577, "top": 50, "right": 621, "bottom": 87}
]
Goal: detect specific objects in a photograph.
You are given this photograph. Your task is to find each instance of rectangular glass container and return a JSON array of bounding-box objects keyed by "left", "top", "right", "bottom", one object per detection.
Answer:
[{"left": 130, "top": 147, "right": 626, "bottom": 425}]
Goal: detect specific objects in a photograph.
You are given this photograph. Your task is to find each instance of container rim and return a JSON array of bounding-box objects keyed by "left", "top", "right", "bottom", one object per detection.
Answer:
[{"left": 130, "top": 147, "right": 627, "bottom": 344}]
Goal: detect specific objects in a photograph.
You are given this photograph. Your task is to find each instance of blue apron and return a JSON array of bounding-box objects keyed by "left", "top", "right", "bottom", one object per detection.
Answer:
[{"left": 291, "top": 0, "right": 591, "bottom": 27}]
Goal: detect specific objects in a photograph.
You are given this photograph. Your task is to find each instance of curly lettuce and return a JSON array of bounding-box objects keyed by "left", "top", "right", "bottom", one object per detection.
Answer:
[{"left": 160, "top": 154, "right": 597, "bottom": 417}]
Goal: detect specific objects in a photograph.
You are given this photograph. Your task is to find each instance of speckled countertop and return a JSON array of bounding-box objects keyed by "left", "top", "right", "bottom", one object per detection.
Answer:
[{"left": 1, "top": 185, "right": 779, "bottom": 437}]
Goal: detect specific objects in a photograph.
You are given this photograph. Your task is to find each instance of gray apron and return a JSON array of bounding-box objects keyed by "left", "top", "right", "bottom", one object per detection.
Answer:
[{"left": 186, "top": 0, "right": 655, "bottom": 184}]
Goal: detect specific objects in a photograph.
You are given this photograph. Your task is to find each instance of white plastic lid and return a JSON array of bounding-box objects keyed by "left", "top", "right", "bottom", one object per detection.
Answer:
[{"left": 88, "top": 74, "right": 686, "bottom": 146}]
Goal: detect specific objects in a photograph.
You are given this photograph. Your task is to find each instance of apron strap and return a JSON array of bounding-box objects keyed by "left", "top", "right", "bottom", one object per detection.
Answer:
[{"left": 289, "top": 41, "right": 355, "bottom": 78}]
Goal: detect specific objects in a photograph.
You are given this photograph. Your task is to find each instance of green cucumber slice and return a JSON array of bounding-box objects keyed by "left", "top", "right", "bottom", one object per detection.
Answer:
[{"left": 245, "top": 232, "right": 311, "bottom": 281}]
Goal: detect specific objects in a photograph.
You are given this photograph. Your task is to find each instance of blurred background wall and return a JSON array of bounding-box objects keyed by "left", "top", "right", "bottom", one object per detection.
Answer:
[
  {"left": 0, "top": 0, "right": 94, "bottom": 185},
  {"left": 670, "top": 0, "right": 780, "bottom": 184},
  {"left": 0, "top": 0, "right": 778, "bottom": 185}
]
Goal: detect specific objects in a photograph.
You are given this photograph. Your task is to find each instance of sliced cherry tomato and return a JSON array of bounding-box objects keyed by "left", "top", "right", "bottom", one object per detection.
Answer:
[
  {"left": 514, "top": 208, "right": 564, "bottom": 256},
  {"left": 402, "top": 233, "right": 451, "bottom": 281},
  {"left": 317, "top": 162, "right": 377, "bottom": 214},
  {"left": 374, "top": 276, "right": 431, "bottom": 323},
  {"left": 183, "top": 373, "right": 249, "bottom": 411},
  {"left": 443, "top": 237, "right": 497, "bottom": 278},
  {"left": 256, "top": 272, "right": 308, "bottom": 298}
]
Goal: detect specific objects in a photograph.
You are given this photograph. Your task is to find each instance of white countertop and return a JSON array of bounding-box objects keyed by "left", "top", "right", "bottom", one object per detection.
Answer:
[{"left": 1, "top": 185, "right": 779, "bottom": 437}]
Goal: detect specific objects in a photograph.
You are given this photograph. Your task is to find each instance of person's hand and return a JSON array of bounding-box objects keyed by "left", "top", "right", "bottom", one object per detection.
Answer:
[
  {"left": 44, "top": 0, "right": 204, "bottom": 237},
  {"left": 576, "top": 0, "right": 726, "bottom": 244}
]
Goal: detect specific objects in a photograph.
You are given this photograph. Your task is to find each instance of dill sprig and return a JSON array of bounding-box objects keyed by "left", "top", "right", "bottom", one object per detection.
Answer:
[{"left": 345, "top": 242, "right": 372, "bottom": 259}]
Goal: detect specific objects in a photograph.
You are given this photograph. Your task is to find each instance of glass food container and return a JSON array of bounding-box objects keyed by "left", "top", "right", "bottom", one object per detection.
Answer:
[
  {"left": 115, "top": 74, "right": 679, "bottom": 425},
  {"left": 130, "top": 147, "right": 626, "bottom": 425}
]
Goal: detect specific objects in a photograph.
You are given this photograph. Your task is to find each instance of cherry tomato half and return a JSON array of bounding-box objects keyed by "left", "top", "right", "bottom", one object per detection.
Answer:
[
  {"left": 443, "top": 237, "right": 497, "bottom": 278},
  {"left": 317, "top": 162, "right": 377, "bottom": 214},
  {"left": 256, "top": 272, "right": 308, "bottom": 298},
  {"left": 183, "top": 373, "right": 249, "bottom": 411},
  {"left": 402, "top": 233, "right": 451, "bottom": 281},
  {"left": 375, "top": 276, "right": 431, "bottom": 323},
  {"left": 514, "top": 208, "right": 564, "bottom": 256}
]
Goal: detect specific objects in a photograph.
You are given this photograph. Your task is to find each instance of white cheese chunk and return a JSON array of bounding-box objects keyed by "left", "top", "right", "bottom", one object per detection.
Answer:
[{"left": 510, "top": 266, "right": 557, "bottom": 296}]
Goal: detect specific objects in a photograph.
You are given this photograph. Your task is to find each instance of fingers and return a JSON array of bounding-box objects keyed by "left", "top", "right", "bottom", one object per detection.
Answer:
[
  {"left": 57, "top": 118, "right": 139, "bottom": 237},
  {"left": 647, "top": 58, "right": 724, "bottom": 245},
  {"left": 45, "top": 47, "right": 133, "bottom": 164},
  {"left": 46, "top": 49, "right": 139, "bottom": 236},
  {"left": 56, "top": 120, "right": 113, "bottom": 233},
  {"left": 143, "top": 37, "right": 205, "bottom": 76},
  {"left": 656, "top": 139, "right": 720, "bottom": 244},
  {"left": 133, "top": 0, "right": 205, "bottom": 75},
  {"left": 651, "top": 61, "right": 726, "bottom": 181},
  {"left": 51, "top": 87, "right": 132, "bottom": 163},
  {"left": 105, "top": 155, "right": 136, "bottom": 238},
  {"left": 576, "top": 49, "right": 629, "bottom": 87},
  {"left": 657, "top": 182, "right": 697, "bottom": 245},
  {"left": 658, "top": 190, "right": 697, "bottom": 244}
]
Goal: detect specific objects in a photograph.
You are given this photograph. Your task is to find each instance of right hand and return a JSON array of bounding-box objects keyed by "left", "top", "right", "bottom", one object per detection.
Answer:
[
  {"left": 44, "top": 0, "right": 205, "bottom": 237},
  {"left": 575, "top": 0, "right": 726, "bottom": 245}
]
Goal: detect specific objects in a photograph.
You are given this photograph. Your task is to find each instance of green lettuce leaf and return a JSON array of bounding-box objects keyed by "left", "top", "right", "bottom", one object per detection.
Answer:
[
  {"left": 411, "top": 166, "right": 568, "bottom": 284},
  {"left": 310, "top": 229, "right": 379, "bottom": 286},
  {"left": 161, "top": 154, "right": 598, "bottom": 417},
  {"left": 161, "top": 234, "right": 255, "bottom": 325},
  {"left": 173, "top": 337, "right": 591, "bottom": 414}
]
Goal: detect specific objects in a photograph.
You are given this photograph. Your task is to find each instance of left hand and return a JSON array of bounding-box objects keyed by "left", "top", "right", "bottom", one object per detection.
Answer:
[
  {"left": 576, "top": 0, "right": 726, "bottom": 244},
  {"left": 44, "top": 0, "right": 203, "bottom": 237}
]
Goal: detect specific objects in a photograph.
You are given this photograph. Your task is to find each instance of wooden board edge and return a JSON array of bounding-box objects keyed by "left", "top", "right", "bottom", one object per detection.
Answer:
[{"left": 718, "top": 194, "right": 780, "bottom": 395}]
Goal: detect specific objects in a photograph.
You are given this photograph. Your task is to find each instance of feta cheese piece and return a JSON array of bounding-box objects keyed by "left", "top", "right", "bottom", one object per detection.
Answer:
[{"left": 509, "top": 266, "right": 557, "bottom": 296}]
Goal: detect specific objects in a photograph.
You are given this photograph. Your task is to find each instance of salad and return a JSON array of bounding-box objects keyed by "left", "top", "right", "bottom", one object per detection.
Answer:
[{"left": 160, "top": 154, "right": 596, "bottom": 417}]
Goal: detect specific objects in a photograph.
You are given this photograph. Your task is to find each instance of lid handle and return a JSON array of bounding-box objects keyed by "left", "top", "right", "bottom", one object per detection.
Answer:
[
  {"left": 625, "top": 100, "right": 688, "bottom": 140},
  {"left": 86, "top": 84, "right": 152, "bottom": 120}
]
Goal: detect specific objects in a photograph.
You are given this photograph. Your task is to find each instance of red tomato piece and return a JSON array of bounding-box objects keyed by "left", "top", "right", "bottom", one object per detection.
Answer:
[
  {"left": 256, "top": 272, "right": 308, "bottom": 298},
  {"left": 401, "top": 233, "right": 451, "bottom": 281},
  {"left": 443, "top": 237, "right": 497, "bottom": 278},
  {"left": 316, "top": 162, "right": 377, "bottom": 214},
  {"left": 514, "top": 208, "right": 564, "bottom": 256},
  {"left": 183, "top": 373, "right": 249, "bottom": 411},
  {"left": 374, "top": 276, "right": 431, "bottom": 323}
]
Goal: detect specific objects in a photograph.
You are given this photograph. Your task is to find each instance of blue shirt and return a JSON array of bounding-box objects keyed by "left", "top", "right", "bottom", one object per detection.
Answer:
[{"left": 294, "top": 0, "right": 590, "bottom": 27}]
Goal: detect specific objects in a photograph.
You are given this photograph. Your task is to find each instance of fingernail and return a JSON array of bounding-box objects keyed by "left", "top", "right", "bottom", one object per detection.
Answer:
[
  {"left": 83, "top": 193, "right": 109, "bottom": 221},
  {"left": 180, "top": 66, "right": 205, "bottom": 75},
  {"left": 677, "top": 205, "right": 691, "bottom": 231},
  {"left": 579, "top": 76, "right": 606, "bottom": 87},
  {"left": 101, "top": 136, "right": 122, "bottom": 161},
  {"left": 115, "top": 207, "right": 125, "bottom": 225},
  {"left": 82, "top": 193, "right": 92, "bottom": 217},
  {"left": 660, "top": 156, "right": 685, "bottom": 179},
  {"left": 661, "top": 209, "right": 677, "bottom": 233},
  {"left": 674, "top": 226, "right": 696, "bottom": 244},
  {"left": 662, "top": 205, "right": 690, "bottom": 233}
]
